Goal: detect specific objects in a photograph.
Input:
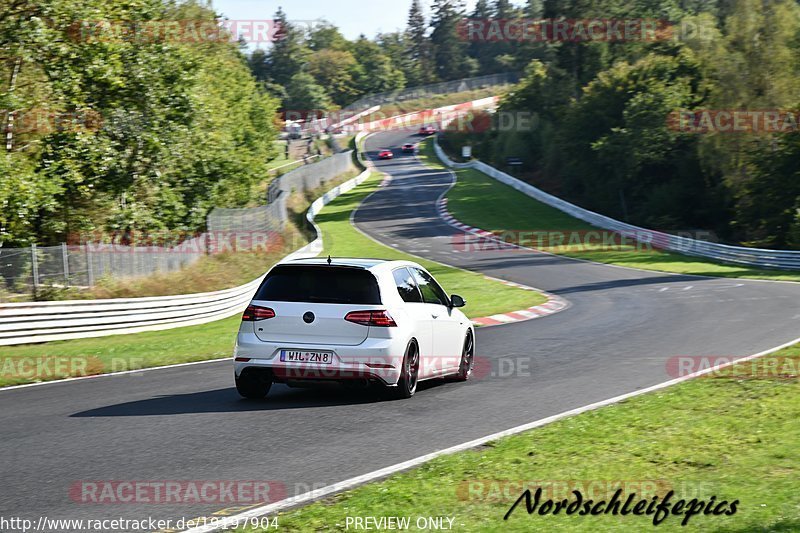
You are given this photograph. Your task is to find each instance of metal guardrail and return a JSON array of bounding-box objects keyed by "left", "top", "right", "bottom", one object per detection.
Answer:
[
  {"left": 433, "top": 137, "right": 800, "bottom": 271},
  {"left": 0, "top": 278, "right": 264, "bottom": 345},
  {"left": 0, "top": 165, "right": 372, "bottom": 346}
]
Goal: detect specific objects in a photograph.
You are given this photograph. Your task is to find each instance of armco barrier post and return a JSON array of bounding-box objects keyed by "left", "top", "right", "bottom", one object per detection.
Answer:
[
  {"left": 62, "top": 242, "right": 70, "bottom": 283},
  {"left": 86, "top": 244, "right": 94, "bottom": 286},
  {"left": 31, "top": 243, "right": 39, "bottom": 295}
]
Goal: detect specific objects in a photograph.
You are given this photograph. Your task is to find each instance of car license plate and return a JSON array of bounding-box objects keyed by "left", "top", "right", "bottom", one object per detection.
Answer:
[{"left": 280, "top": 350, "right": 333, "bottom": 364}]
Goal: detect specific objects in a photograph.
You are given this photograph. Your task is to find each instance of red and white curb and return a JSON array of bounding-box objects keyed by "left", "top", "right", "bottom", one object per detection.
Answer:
[
  {"left": 433, "top": 198, "right": 570, "bottom": 326},
  {"left": 472, "top": 274, "right": 569, "bottom": 327},
  {"left": 438, "top": 197, "right": 496, "bottom": 237}
]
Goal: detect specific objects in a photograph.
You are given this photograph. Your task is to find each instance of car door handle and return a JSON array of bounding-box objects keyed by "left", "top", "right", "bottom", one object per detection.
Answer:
[{"left": 431, "top": 314, "right": 439, "bottom": 319}]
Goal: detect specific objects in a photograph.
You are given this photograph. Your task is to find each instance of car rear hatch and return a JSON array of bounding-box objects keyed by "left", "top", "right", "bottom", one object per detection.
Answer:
[{"left": 250, "top": 265, "right": 382, "bottom": 346}]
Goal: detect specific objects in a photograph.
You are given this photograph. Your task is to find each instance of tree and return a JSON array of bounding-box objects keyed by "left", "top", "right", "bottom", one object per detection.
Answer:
[
  {"left": 352, "top": 37, "right": 406, "bottom": 95},
  {"left": 247, "top": 49, "right": 270, "bottom": 82},
  {"left": 266, "top": 8, "right": 311, "bottom": 87},
  {"left": 377, "top": 31, "right": 415, "bottom": 88},
  {"left": 307, "top": 49, "right": 360, "bottom": 106},
  {"left": 468, "top": 0, "right": 494, "bottom": 74},
  {"left": 430, "top": 0, "right": 473, "bottom": 80},
  {"left": 0, "top": 0, "right": 281, "bottom": 245},
  {"left": 405, "top": 0, "right": 436, "bottom": 84},
  {"left": 283, "top": 72, "right": 332, "bottom": 112},
  {"left": 308, "top": 21, "right": 350, "bottom": 51}
]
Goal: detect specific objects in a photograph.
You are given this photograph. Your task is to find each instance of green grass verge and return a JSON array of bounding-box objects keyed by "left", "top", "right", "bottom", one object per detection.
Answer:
[
  {"left": 420, "top": 141, "right": 800, "bottom": 283},
  {"left": 0, "top": 316, "right": 240, "bottom": 387},
  {"left": 0, "top": 171, "right": 545, "bottom": 387},
  {"left": 264, "top": 141, "right": 296, "bottom": 171},
  {"left": 245, "top": 342, "right": 800, "bottom": 532}
]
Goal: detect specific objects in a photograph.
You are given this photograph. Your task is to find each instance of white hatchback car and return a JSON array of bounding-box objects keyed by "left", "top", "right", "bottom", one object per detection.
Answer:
[{"left": 234, "top": 258, "right": 475, "bottom": 399}]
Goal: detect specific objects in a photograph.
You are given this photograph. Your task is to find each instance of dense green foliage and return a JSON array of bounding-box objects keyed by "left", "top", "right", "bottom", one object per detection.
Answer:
[
  {"left": 249, "top": 13, "right": 409, "bottom": 110},
  {"left": 0, "top": 0, "right": 279, "bottom": 246},
  {"left": 6, "top": 0, "right": 798, "bottom": 250},
  {"left": 439, "top": 0, "right": 800, "bottom": 249},
  {"left": 249, "top": 0, "right": 527, "bottom": 110}
]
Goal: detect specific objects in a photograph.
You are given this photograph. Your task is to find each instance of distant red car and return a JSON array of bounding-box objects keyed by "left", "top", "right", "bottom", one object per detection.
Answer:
[
  {"left": 378, "top": 149, "right": 394, "bottom": 159},
  {"left": 418, "top": 125, "right": 437, "bottom": 135},
  {"left": 402, "top": 143, "right": 417, "bottom": 153}
]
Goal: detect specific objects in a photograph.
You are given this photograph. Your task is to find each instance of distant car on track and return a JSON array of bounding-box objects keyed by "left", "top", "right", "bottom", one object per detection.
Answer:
[
  {"left": 418, "top": 125, "right": 437, "bottom": 135},
  {"left": 401, "top": 143, "right": 417, "bottom": 153},
  {"left": 378, "top": 149, "right": 394, "bottom": 159},
  {"left": 234, "top": 258, "right": 474, "bottom": 400}
]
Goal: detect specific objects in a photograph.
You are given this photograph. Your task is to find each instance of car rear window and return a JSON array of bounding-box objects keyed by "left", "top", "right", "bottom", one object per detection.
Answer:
[{"left": 254, "top": 265, "right": 381, "bottom": 304}]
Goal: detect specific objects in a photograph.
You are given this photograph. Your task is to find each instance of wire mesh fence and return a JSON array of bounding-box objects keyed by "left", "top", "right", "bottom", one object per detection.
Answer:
[
  {"left": 0, "top": 150, "right": 357, "bottom": 298},
  {"left": 276, "top": 150, "right": 355, "bottom": 197}
]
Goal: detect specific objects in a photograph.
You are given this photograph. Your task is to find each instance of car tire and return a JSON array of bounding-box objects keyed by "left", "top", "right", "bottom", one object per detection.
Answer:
[
  {"left": 453, "top": 331, "right": 474, "bottom": 382},
  {"left": 235, "top": 369, "right": 272, "bottom": 399},
  {"left": 388, "top": 341, "right": 419, "bottom": 400}
]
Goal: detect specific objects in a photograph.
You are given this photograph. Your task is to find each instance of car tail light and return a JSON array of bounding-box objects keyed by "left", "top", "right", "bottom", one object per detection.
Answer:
[
  {"left": 344, "top": 310, "right": 397, "bottom": 327},
  {"left": 242, "top": 305, "right": 275, "bottom": 321}
]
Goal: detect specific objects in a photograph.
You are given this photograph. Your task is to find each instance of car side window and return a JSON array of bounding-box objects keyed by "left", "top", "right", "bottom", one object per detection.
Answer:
[
  {"left": 411, "top": 268, "right": 449, "bottom": 307},
  {"left": 393, "top": 268, "right": 423, "bottom": 303}
]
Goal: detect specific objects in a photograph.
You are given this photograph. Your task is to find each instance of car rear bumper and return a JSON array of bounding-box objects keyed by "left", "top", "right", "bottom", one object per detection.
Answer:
[{"left": 234, "top": 333, "right": 406, "bottom": 385}]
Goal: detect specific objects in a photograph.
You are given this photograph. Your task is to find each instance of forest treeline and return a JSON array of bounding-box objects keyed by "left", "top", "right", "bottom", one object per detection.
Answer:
[
  {"left": 1, "top": 0, "right": 283, "bottom": 246},
  {"left": 438, "top": 0, "right": 800, "bottom": 249},
  {"left": 3, "top": 0, "right": 799, "bottom": 249}
]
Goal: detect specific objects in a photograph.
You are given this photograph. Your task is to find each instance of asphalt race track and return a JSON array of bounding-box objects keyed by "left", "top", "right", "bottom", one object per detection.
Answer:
[{"left": 1, "top": 130, "right": 799, "bottom": 529}]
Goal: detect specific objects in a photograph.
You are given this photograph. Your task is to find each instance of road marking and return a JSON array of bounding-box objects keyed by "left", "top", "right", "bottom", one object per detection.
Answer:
[
  {"left": 659, "top": 287, "right": 669, "bottom": 292},
  {"left": 683, "top": 285, "right": 694, "bottom": 291},
  {"left": 0, "top": 358, "right": 229, "bottom": 392},
  {"left": 349, "top": 155, "right": 569, "bottom": 330},
  {"left": 182, "top": 333, "right": 800, "bottom": 533},
  {"left": 184, "top": 131, "right": 795, "bottom": 533},
  {"left": 430, "top": 153, "right": 800, "bottom": 287}
]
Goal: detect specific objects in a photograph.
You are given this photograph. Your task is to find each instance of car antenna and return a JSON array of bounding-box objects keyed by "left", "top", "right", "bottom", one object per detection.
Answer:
[{"left": 326, "top": 255, "right": 332, "bottom": 265}]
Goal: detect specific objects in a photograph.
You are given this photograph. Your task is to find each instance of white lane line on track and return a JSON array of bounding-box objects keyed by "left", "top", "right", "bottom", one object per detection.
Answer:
[
  {"left": 182, "top": 331, "right": 800, "bottom": 533},
  {"left": 350, "top": 140, "right": 570, "bottom": 328},
  {"left": 0, "top": 358, "right": 229, "bottom": 392},
  {"left": 195, "top": 132, "right": 800, "bottom": 531},
  {"left": 185, "top": 132, "right": 799, "bottom": 532},
  {"left": 428, "top": 144, "right": 800, "bottom": 287}
]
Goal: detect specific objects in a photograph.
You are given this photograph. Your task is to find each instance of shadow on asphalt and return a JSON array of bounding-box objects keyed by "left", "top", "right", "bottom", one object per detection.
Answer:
[
  {"left": 550, "top": 274, "right": 701, "bottom": 295},
  {"left": 70, "top": 381, "right": 445, "bottom": 417}
]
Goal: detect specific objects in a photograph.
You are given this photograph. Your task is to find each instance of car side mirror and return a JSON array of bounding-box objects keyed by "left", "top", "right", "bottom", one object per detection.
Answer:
[{"left": 450, "top": 294, "right": 466, "bottom": 308}]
